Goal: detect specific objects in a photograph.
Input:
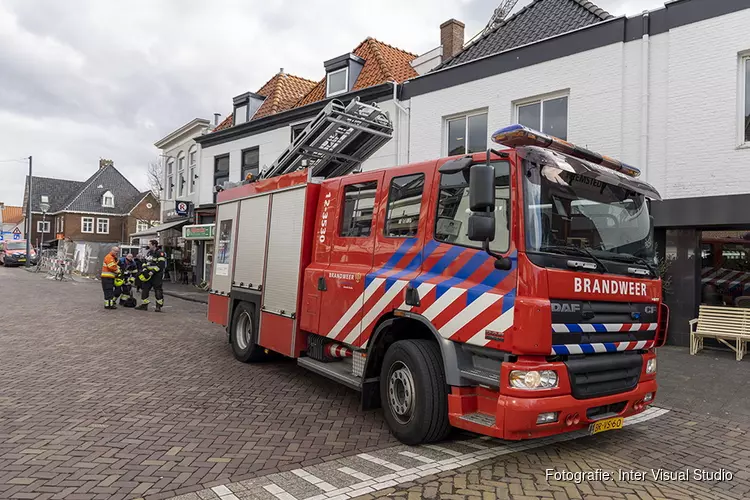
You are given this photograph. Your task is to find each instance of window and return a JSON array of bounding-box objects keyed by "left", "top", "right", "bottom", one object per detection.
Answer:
[
  {"left": 55, "top": 216, "right": 64, "bottom": 234},
  {"left": 37, "top": 220, "right": 50, "bottom": 233},
  {"left": 742, "top": 55, "right": 750, "bottom": 144},
  {"left": 136, "top": 220, "right": 150, "bottom": 233},
  {"left": 214, "top": 155, "right": 230, "bottom": 202},
  {"left": 446, "top": 112, "right": 488, "bottom": 156},
  {"left": 234, "top": 104, "right": 248, "bottom": 125},
  {"left": 102, "top": 190, "right": 114, "bottom": 208},
  {"left": 177, "top": 154, "right": 186, "bottom": 197},
  {"left": 81, "top": 217, "right": 94, "bottom": 233},
  {"left": 340, "top": 181, "right": 377, "bottom": 237},
  {"left": 166, "top": 160, "right": 174, "bottom": 200},
  {"left": 241, "top": 147, "right": 260, "bottom": 180},
  {"left": 435, "top": 161, "right": 510, "bottom": 253},
  {"left": 97, "top": 218, "right": 109, "bottom": 234},
  {"left": 188, "top": 148, "right": 197, "bottom": 194},
  {"left": 291, "top": 122, "right": 310, "bottom": 143},
  {"left": 517, "top": 94, "right": 568, "bottom": 140},
  {"left": 384, "top": 174, "right": 425, "bottom": 237},
  {"left": 326, "top": 68, "right": 348, "bottom": 97}
]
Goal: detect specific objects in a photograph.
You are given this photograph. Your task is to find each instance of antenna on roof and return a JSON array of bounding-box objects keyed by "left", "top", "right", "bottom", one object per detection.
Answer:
[{"left": 483, "top": 0, "right": 519, "bottom": 34}]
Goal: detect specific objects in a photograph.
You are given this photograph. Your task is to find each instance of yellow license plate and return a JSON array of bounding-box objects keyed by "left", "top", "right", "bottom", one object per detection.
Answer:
[{"left": 589, "top": 417, "right": 623, "bottom": 435}]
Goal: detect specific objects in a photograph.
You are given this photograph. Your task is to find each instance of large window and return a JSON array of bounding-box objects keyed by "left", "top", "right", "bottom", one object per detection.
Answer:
[
  {"left": 384, "top": 174, "right": 425, "bottom": 238},
  {"left": 742, "top": 55, "right": 749, "bottom": 145},
  {"left": 446, "top": 112, "right": 487, "bottom": 156},
  {"left": 166, "top": 160, "right": 174, "bottom": 200},
  {"left": 436, "top": 162, "right": 510, "bottom": 253},
  {"left": 700, "top": 230, "right": 750, "bottom": 307},
  {"left": 188, "top": 148, "right": 197, "bottom": 194},
  {"left": 97, "top": 218, "right": 109, "bottom": 234},
  {"left": 37, "top": 220, "right": 50, "bottom": 233},
  {"left": 340, "top": 181, "right": 377, "bottom": 237},
  {"left": 326, "top": 68, "right": 348, "bottom": 97},
  {"left": 81, "top": 217, "right": 94, "bottom": 233},
  {"left": 214, "top": 155, "right": 230, "bottom": 203},
  {"left": 55, "top": 216, "right": 64, "bottom": 234},
  {"left": 241, "top": 147, "right": 260, "bottom": 180},
  {"left": 177, "top": 154, "right": 186, "bottom": 198},
  {"left": 517, "top": 94, "right": 568, "bottom": 140}
]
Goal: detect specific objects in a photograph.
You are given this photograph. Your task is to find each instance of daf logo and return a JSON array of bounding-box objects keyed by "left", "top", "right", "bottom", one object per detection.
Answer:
[
  {"left": 551, "top": 303, "right": 581, "bottom": 313},
  {"left": 644, "top": 305, "right": 657, "bottom": 314}
]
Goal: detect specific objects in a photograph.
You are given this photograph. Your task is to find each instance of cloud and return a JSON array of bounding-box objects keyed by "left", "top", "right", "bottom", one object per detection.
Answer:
[{"left": 0, "top": 0, "right": 665, "bottom": 206}]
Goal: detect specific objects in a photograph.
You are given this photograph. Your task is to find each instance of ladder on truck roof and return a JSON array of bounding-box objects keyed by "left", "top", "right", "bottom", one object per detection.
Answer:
[{"left": 260, "top": 98, "right": 393, "bottom": 180}]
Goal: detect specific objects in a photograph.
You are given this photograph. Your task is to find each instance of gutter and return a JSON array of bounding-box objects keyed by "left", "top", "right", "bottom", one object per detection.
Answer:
[{"left": 390, "top": 81, "right": 411, "bottom": 165}]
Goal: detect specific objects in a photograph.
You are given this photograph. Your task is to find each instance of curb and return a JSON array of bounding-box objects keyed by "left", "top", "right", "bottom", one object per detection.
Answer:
[{"left": 163, "top": 290, "right": 208, "bottom": 304}]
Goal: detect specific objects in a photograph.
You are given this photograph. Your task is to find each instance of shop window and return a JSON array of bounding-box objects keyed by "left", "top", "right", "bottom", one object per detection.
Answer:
[{"left": 700, "top": 230, "right": 750, "bottom": 307}]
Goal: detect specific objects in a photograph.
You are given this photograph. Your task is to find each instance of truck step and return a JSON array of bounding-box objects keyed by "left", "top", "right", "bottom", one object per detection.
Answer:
[
  {"left": 459, "top": 368, "right": 500, "bottom": 388},
  {"left": 459, "top": 412, "right": 496, "bottom": 427},
  {"left": 298, "top": 357, "right": 362, "bottom": 391}
]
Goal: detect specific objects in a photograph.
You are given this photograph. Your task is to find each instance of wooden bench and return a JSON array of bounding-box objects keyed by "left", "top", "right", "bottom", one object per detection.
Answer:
[{"left": 690, "top": 305, "right": 750, "bottom": 361}]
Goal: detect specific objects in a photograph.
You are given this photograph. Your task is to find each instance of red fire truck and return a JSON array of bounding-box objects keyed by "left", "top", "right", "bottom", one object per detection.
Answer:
[{"left": 207, "top": 112, "right": 667, "bottom": 445}]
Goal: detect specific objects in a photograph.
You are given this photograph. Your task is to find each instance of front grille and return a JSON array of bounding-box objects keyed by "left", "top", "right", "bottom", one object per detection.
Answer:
[
  {"left": 586, "top": 401, "right": 627, "bottom": 420},
  {"left": 565, "top": 352, "right": 642, "bottom": 399}
]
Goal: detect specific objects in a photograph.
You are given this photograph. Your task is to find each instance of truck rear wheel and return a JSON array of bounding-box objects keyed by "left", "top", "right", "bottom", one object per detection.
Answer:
[
  {"left": 380, "top": 339, "right": 451, "bottom": 445},
  {"left": 230, "top": 302, "right": 264, "bottom": 363}
]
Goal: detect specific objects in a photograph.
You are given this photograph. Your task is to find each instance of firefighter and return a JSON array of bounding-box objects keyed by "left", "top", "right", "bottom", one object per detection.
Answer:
[
  {"left": 118, "top": 253, "right": 138, "bottom": 307},
  {"left": 135, "top": 240, "right": 166, "bottom": 312},
  {"left": 101, "top": 246, "right": 120, "bottom": 310}
]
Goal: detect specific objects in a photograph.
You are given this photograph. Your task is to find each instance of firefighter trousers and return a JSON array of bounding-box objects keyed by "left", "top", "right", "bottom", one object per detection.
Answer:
[
  {"left": 141, "top": 275, "right": 164, "bottom": 307},
  {"left": 101, "top": 277, "right": 115, "bottom": 308}
]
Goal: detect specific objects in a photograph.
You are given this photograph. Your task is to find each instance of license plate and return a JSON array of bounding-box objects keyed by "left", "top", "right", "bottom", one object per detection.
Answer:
[
  {"left": 18, "top": 258, "right": 25, "bottom": 262},
  {"left": 589, "top": 417, "right": 623, "bottom": 435}
]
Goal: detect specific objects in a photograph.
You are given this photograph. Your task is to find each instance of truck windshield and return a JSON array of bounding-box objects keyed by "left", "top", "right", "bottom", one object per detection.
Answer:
[{"left": 523, "top": 160, "right": 654, "bottom": 263}]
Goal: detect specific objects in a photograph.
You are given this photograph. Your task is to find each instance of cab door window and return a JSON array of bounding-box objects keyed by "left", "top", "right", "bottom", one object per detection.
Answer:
[
  {"left": 340, "top": 181, "right": 377, "bottom": 237},
  {"left": 384, "top": 174, "right": 425, "bottom": 237}
]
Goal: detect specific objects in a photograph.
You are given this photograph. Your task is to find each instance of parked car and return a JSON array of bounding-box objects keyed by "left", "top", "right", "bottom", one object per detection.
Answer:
[{"left": 0, "top": 240, "right": 37, "bottom": 267}]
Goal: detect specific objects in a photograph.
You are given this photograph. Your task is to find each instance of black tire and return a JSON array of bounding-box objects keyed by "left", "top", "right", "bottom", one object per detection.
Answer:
[
  {"left": 229, "top": 302, "right": 265, "bottom": 363},
  {"left": 380, "top": 339, "right": 451, "bottom": 445}
]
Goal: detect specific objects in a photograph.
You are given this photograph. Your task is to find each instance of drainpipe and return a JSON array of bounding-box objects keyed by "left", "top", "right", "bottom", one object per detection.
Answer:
[
  {"left": 391, "top": 81, "right": 411, "bottom": 165},
  {"left": 640, "top": 11, "right": 650, "bottom": 184}
]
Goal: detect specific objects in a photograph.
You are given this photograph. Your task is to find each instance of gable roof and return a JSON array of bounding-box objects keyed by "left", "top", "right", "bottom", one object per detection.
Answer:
[
  {"left": 1, "top": 205, "right": 24, "bottom": 224},
  {"left": 25, "top": 165, "right": 146, "bottom": 215},
  {"left": 295, "top": 37, "right": 418, "bottom": 107},
  {"left": 213, "top": 72, "right": 318, "bottom": 132},
  {"left": 437, "top": 0, "right": 613, "bottom": 70}
]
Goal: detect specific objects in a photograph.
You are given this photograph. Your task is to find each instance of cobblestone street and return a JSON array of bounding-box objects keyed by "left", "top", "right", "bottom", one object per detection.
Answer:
[{"left": 2, "top": 266, "right": 750, "bottom": 500}]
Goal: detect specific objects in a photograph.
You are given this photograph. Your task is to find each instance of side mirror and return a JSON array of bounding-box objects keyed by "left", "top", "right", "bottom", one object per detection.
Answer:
[
  {"left": 494, "top": 257, "right": 512, "bottom": 271},
  {"left": 468, "top": 212, "right": 495, "bottom": 242},
  {"left": 469, "top": 164, "right": 495, "bottom": 211}
]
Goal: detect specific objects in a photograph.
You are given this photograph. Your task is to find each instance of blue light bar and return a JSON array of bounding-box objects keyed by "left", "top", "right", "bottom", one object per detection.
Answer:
[{"left": 491, "top": 124, "right": 641, "bottom": 177}]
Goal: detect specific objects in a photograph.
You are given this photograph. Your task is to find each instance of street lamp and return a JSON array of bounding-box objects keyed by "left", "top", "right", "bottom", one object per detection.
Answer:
[{"left": 39, "top": 197, "right": 50, "bottom": 254}]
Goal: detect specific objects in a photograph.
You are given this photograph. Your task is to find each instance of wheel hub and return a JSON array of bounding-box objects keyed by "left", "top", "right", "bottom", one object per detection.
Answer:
[
  {"left": 388, "top": 361, "right": 415, "bottom": 424},
  {"left": 235, "top": 311, "right": 252, "bottom": 350}
]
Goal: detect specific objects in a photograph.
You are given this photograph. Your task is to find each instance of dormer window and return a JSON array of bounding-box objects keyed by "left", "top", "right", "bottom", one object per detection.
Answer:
[
  {"left": 326, "top": 68, "right": 348, "bottom": 97},
  {"left": 102, "top": 191, "right": 114, "bottom": 208},
  {"left": 233, "top": 92, "right": 266, "bottom": 126}
]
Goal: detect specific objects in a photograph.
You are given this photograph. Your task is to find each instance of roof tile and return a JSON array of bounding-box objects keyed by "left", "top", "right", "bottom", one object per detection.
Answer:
[{"left": 1, "top": 205, "right": 24, "bottom": 224}]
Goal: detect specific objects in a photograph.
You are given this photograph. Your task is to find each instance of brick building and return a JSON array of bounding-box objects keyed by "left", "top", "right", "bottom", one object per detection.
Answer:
[{"left": 22, "top": 159, "right": 160, "bottom": 250}]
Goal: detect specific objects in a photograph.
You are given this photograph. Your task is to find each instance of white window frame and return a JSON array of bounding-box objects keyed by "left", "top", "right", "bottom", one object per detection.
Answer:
[
  {"left": 326, "top": 67, "right": 348, "bottom": 97},
  {"left": 188, "top": 147, "right": 197, "bottom": 194},
  {"left": 136, "top": 220, "right": 149, "bottom": 233},
  {"left": 37, "top": 220, "right": 50, "bottom": 233},
  {"left": 443, "top": 110, "right": 488, "bottom": 156},
  {"left": 102, "top": 190, "right": 114, "bottom": 208},
  {"left": 514, "top": 91, "right": 570, "bottom": 140},
  {"left": 96, "top": 218, "right": 109, "bottom": 234},
  {"left": 177, "top": 154, "right": 186, "bottom": 198},
  {"left": 166, "top": 159, "right": 175, "bottom": 200},
  {"left": 740, "top": 53, "right": 750, "bottom": 147},
  {"left": 81, "top": 217, "right": 94, "bottom": 233}
]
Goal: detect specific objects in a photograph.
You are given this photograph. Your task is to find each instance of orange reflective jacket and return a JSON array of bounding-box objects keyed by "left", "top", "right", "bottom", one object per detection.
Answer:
[{"left": 101, "top": 253, "right": 120, "bottom": 278}]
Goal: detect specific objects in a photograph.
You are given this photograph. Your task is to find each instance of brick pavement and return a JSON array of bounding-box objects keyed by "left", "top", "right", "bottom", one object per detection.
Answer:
[{"left": 0, "top": 267, "right": 397, "bottom": 500}]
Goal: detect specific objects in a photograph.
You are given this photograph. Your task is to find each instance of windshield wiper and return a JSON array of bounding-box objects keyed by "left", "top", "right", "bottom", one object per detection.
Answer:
[
  {"left": 537, "top": 245, "right": 609, "bottom": 273},
  {"left": 596, "top": 252, "right": 657, "bottom": 277}
]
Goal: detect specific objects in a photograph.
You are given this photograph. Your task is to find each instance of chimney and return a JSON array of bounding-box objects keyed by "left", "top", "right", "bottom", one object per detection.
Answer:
[
  {"left": 214, "top": 113, "right": 221, "bottom": 125},
  {"left": 440, "top": 19, "right": 465, "bottom": 62},
  {"left": 99, "top": 158, "right": 113, "bottom": 170}
]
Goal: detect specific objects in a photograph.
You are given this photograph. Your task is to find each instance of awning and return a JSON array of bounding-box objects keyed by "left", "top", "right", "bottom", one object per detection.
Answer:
[
  {"left": 130, "top": 219, "right": 188, "bottom": 238},
  {"left": 182, "top": 224, "right": 215, "bottom": 240}
]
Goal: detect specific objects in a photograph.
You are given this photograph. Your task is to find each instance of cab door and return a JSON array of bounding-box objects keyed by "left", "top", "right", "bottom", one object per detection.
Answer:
[{"left": 318, "top": 171, "right": 385, "bottom": 345}]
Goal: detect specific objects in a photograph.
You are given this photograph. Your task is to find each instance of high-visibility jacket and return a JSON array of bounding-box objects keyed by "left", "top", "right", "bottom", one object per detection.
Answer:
[{"left": 101, "top": 253, "right": 120, "bottom": 279}]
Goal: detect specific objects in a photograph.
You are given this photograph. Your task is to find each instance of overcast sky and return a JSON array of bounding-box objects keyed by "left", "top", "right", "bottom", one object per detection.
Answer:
[{"left": 0, "top": 0, "right": 664, "bottom": 206}]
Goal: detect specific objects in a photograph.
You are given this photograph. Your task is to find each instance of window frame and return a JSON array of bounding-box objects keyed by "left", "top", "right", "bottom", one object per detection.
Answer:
[
  {"left": 166, "top": 159, "right": 175, "bottom": 200},
  {"left": 81, "top": 217, "right": 94, "bottom": 234},
  {"left": 515, "top": 92, "right": 569, "bottom": 140},
  {"left": 96, "top": 218, "right": 110, "bottom": 234},
  {"left": 444, "top": 110, "right": 488, "bottom": 156},
  {"left": 177, "top": 154, "right": 186, "bottom": 198},
  {"left": 740, "top": 53, "right": 750, "bottom": 147},
  {"left": 339, "top": 180, "right": 378, "bottom": 238},
  {"left": 102, "top": 190, "right": 114, "bottom": 208},
  {"left": 383, "top": 173, "right": 426, "bottom": 239},
  {"left": 291, "top": 121, "right": 310, "bottom": 143},
  {"left": 433, "top": 161, "right": 511, "bottom": 254},
  {"left": 240, "top": 147, "right": 260, "bottom": 180},
  {"left": 136, "top": 220, "right": 149, "bottom": 233},
  {"left": 188, "top": 147, "right": 197, "bottom": 194},
  {"left": 37, "top": 220, "right": 50, "bottom": 233},
  {"left": 326, "top": 67, "right": 348, "bottom": 97}
]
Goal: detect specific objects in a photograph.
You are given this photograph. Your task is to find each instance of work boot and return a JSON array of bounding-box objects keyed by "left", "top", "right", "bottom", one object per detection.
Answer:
[
  {"left": 135, "top": 303, "right": 148, "bottom": 311},
  {"left": 155, "top": 305, "right": 162, "bottom": 312}
]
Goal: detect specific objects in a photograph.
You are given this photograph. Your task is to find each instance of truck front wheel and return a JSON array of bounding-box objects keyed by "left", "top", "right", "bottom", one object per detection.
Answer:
[
  {"left": 380, "top": 339, "right": 451, "bottom": 444},
  {"left": 230, "top": 302, "right": 265, "bottom": 363}
]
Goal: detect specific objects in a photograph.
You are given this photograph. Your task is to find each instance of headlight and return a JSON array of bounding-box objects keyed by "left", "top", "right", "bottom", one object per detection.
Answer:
[
  {"left": 509, "top": 370, "right": 558, "bottom": 390},
  {"left": 646, "top": 358, "right": 656, "bottom": 374}
]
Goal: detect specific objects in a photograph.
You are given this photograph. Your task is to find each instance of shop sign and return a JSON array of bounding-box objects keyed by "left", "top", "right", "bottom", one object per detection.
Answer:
[{"left": 183, "top": 224, "right": 215, "bottom": 240}]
